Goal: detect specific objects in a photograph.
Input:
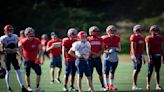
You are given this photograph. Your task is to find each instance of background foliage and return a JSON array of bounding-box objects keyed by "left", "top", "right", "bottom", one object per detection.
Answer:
[{"left": 0, "top": 0, "right": 164, "bottom": 53}]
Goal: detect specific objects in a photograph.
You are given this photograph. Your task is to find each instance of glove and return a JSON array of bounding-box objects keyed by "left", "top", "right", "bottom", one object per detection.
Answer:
[
  {"left": 131, "top": 55, "right": 137, "bottom": 63},
  {"left": 108, "top": 49, "right": 114, "bottom": 54}
]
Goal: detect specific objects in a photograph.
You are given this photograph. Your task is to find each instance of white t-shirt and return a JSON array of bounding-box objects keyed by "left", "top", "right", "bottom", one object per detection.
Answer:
[
  {"left": 71, "top": 41, "right": 91, "bottom": 59},
  {"left": 0, "top": 34, "right": 18, "bottom": 49}
]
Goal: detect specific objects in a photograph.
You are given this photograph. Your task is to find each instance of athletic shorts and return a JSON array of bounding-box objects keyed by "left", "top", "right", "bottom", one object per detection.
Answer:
[
  {"left": 88, "top": 57, "right": 103, "bottom": 76},
  {"left": 50, "top": 55, "right": 62, "bottom": 68},
  {"left": 4, "top": 54, "right": 20, "bottom": 71},
  {"left": 64, "top": 60, "right": 77, "bottom": 76},
  {"left": 75, "top": 58, "right": 91, "bottom": 78},
  {"left": 43, "top": 51, "right": 49, "bottom": 58},
  {"left": 132, "top": 55, "right": 142, "bottom": 72},
  {"left": 148, "top": 54, "right": 161, "bottom": 73},
  {"left": 104, "top": 60, "right": 118, "bottom": 75},
  {"left": 24, "top": 61, "right": 42, "bottom": 76}
]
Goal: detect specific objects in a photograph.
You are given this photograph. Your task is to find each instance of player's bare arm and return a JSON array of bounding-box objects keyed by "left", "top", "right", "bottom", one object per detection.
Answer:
[
  {"left": 46, "top": 44, "right": 54, "bottom": 52},
  {"left": 68, "top": 49, "right": 77, "bottom": 58},
  {"left": 131, "top": 41, "right": 137, "bottom": 63},
  {"left": 37, "top": 44, "right": 43, "bottom": 64},
  {"left": 162, "top": 41, "right": 164, "bottom": 64},
  {"left": 62, "top": 46, "right": 67, "bottom": 65},
  {"left": 146, "top": 42, "right": 151, "bottom": 63}
]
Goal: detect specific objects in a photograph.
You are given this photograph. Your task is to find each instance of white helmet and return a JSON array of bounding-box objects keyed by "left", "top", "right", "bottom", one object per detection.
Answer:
[
  {"left": 149, "top": 25, "right": 160, "bottom": 33},
  {"left": 106, "top": 25, "right": 117, "bottom": 34},
  {"left": 133, "top": 24, "right": 143, "bottom": 33},
  {"left": 67, "top": 28, "right": 78, "bottom": 37},
  {"left": 24, "top": 27, "right": 35, "bottom": 36},
  {"left": 89, "top": 26, "right": 100, "bottom": 36}
]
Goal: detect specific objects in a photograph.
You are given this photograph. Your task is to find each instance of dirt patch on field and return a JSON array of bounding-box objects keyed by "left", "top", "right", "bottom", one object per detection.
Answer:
[{"left": 119, "top": 57, "right": 131, "bottom": 62}]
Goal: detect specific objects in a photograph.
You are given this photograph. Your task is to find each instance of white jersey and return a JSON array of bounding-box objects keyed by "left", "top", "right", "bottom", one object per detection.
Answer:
[
  {"left": 0, "top": 34, "right": 18, "bottom": 49},
  {"left": 71, "top": 41, "right": 91, "bottom": 59}
]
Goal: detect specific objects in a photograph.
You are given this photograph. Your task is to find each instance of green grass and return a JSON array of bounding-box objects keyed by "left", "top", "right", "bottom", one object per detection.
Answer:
[{"left": 0, "top": 55, "right": 164, "bottom": 92}]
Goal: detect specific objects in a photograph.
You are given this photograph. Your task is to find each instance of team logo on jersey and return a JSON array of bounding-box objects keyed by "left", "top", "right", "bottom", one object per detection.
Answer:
[
  {"left": 138, "top": 40, "right": 144, "bottom": 44},
  {"left": 31, "top": 44, "right": 36, "bottom": 48},
  {"left": 90, "top": 41, "right": 101, "bottom": 45}
]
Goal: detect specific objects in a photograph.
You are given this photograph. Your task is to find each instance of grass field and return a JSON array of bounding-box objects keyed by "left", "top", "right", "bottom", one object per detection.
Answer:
[{"left": 0, "top": 54, "right": 163, "bottom": 92}]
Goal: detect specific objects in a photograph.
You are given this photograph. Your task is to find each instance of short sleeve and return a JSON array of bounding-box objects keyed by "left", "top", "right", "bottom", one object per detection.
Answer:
[
  {"left": 47, "top": 41, "right": 51, "bottom": 47},
  {"left": 145, "top": 36, "right": 150, "bottom": 43},
  {"left": 130, "top": 35, "right": 135, "bottom": 42},
  {"left": 71, "top": 42, "right": 78, "bottom": 51}
]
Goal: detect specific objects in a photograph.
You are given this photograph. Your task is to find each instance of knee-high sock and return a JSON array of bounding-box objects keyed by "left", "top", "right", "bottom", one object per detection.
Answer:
[
  {"left": 104, "top": 74, "right": 109, "bottom": 85},
  {"left": 5, "top": 70, "right": 10, "bottom": 89},
  {"left": 15, "top": 69, "right": 23, "bottom": 88}
]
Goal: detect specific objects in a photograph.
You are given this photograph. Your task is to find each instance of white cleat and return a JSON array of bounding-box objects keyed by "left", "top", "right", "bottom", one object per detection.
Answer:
[
  {"left": 27, "top": 87, "right": 33, "bottom": 92},
  {"left": 132, "top": 86, "right": 142, "bottom": 90},
  {"left": 100, "top": 87, "right": 108, "bottom": 91}
]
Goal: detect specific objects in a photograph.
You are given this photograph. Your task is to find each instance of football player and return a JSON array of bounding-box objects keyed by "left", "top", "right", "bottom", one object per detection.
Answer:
[
  {"left": 145, "top": 25, "right": 164, "bottom": 90},
  {"left": 62, "top": 28, "right": 78, "bottom": 91},
  {"left": 0, "top": 24, "right": 28, "bottom": 92},
  {"left": 102, "top": 25, "right": 121, "bottom": 90},
  {"left": 88, "top": 26, "right": 106, "bottom": 91},
  {"left": 69, "top": 31, "right": 95, "bottom": 92},
  {"left": 130, "top": 25, "right": 145, "bottom": 90},
  {"left": 46, "top": 32, "right": 62, "bottom": 84}
]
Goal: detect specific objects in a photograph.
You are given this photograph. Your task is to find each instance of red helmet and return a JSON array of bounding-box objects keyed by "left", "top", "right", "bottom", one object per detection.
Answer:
[
  {"left": 4, "top": 24, "right": 14, "bottom": 32},
  {"left": 89, "top": 26, "right": 100, "bottom": 36},
  {"left": 77, "top": 31, "right": 87, "bottom": 40}
]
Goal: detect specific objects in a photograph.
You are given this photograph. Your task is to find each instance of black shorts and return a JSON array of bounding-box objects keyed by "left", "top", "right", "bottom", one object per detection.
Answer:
[
  {"left": 132, "top": 55, "right": 142, "bottom": 72},
  {"left": 4, "top": 53, "right": 20, "bottom": 71},
  {"left": 24, "top": 61, "right": 42, "bottom": 76},
  {"left": 148, "top": 54, "right": 161, "bottom": 73}
]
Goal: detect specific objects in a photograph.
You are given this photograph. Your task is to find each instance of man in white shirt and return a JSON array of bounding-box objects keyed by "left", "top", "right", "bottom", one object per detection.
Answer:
[{"left": 69, "top": 31, "right": 95, "bottom": 92}]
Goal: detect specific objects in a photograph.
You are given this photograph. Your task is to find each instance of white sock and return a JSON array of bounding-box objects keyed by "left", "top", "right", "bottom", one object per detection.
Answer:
[
  {"left": 15, "top": 70, "right": 23, "bottom": 88},
  {"left": 156, "top": 84, "right": 160, "bottom": 87},
  {"left": 104, "top": 74, "right": 109, "bottom": 85},
  {"left": 5, "top": 70, "right": 10, "bottom": 89},
  {"left": 109, "top": 79, "right": 113, "bottom": 85}
]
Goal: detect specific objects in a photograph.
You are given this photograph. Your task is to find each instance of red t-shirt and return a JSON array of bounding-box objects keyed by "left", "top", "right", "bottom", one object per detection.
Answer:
[
  {"left": 47, "top": 38, "right": 62, "bottom": 57},
  {"left": 62, "top": 37, "right": 77, "bottom": 61},
  {"left": 41, "top": 39, "right": 48, "bottom": 46},
  {"left": 145, "top": 35, "right": 163, "bottom": 54},
  {"left": 21, "top": 38, "right": 41, "bottom": 61},
  {"left": 88, "top": 36, "right": 104, "bottom": 54},
  {"left": 130, "top": 34, "right": 144, "bottom": 55},
  {"left": 102, "top": 35, "right": 120, "bottom": 50}
]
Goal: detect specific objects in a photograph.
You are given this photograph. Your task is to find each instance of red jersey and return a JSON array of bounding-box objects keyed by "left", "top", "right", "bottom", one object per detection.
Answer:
[
  {"left": 130, "top": 34, "right": 144, "bottom": 55},
  {"left": 62, "top": 37, "right": 77, "bottom": 61},
  {"left": 101, "top": 35, "right": 120, "bottom": 50},
  {"left": 41, "top": 39, "right": 48, "bottom": 46},
  {"left": 145, "top": 35, "right": 163, "bottom": 54},
  {"left": 47, "top": 38, "right": 62, "bottom": 57},
  {"left": 21, "top": 37, "right": 41, "bottom": 61},
  {"left": 88, "top": 36, "right": 104, "bottom": 54}
]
